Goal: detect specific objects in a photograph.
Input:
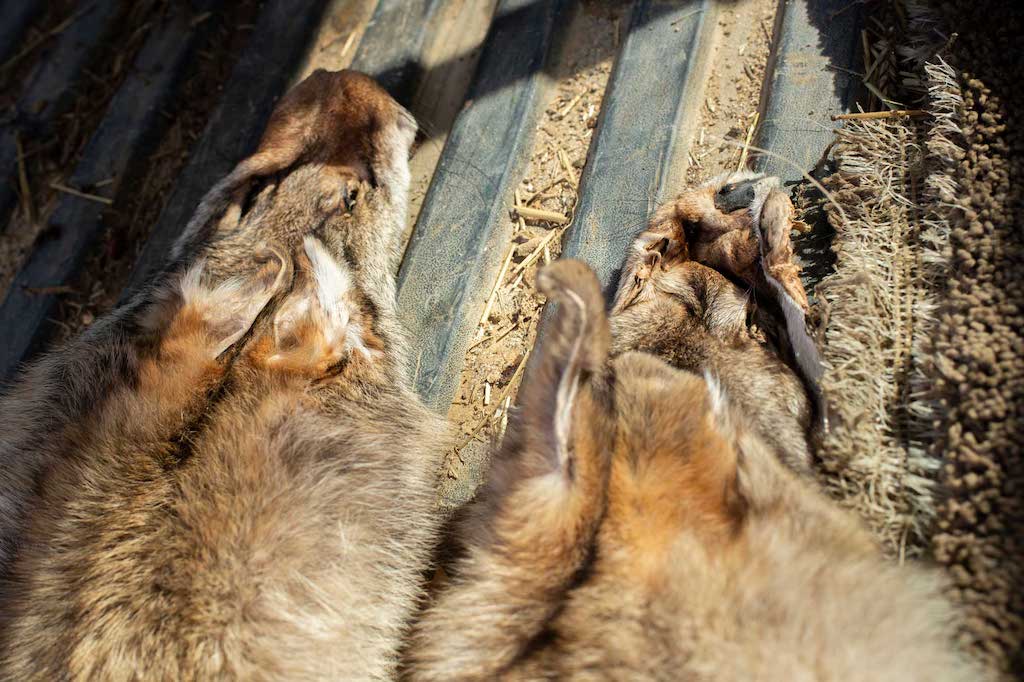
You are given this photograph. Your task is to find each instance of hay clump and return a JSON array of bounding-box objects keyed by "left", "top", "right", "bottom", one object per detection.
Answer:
[{"left": 815, "top": 112, "right": 942, "bottom": 559}]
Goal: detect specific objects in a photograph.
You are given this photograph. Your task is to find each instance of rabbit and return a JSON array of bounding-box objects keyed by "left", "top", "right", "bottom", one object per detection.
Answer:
[
  {"left": 611, "top": 171, "right": 818, "bottom": 472},
  {"left": 0, "top": 68, "right": 417, "bottom": 572},
  {"left": 0, "top": 70, "right": 449, "bottom": 680},
  {"left": 404, "top": 208, "right": 980, "bottom": 678}
]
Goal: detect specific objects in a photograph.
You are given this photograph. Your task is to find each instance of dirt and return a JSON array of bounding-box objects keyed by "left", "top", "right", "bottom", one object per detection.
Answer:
[
  {"left": 685, "top": 0, "right": 777, "bottom": 185},
  {"left": 0, "top": 1, "right": 167, "bottom": 300}
]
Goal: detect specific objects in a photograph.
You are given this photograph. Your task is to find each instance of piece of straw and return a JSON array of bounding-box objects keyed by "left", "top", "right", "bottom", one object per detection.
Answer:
[
  {"left": 737, "top": 111, "right": 760, "bottom": 171},
  {"left": 50, "top": 181, "right": 113, "bottom": 205},
  {"left": 513, "top": 204, "right": 569, "bottom": 225},
  {"left": 558, "top": 148, "right": 576, "bottom": 187},
  {"left": 556, "top": 91, "right": 585, "bottom": 119},
  {"left": 831, "top": 109, "right": 927, "bottom": 121},
  {"left": 14, "top": 133, "right": 35, "bottom": 222},
  {"left": 476, "top": 244, "right": 516, "bottom": 335},
  {"left": 511, "top": 227, "right": 564, "bottom": 277}
]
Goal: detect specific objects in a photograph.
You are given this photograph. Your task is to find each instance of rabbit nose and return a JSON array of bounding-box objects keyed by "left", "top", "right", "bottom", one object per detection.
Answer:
[{"left": 714, "top": 178, "right": 759, "bottom": 212}]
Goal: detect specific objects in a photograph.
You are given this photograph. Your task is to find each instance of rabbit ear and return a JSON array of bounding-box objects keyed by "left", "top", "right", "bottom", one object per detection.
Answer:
[
  {"left": 263, "top": 237, "right": 383, "bottom": 374},
  {"left": 234, "top": 78, "right": 325, "bottom": 181},
  {"left": 523, "top": 260, "right": 612, "bottom": 475},
  {"left": 404, "top": 262, "right": 614, "bottom": 680},
  {"left": 193, "top": 250, "right": 288, "bottom": 357},
  {"left": 143, "top": 249, "right": 288, "bottom": 358},
  {"left": 612, "top": 203, "right": 690, "bottom": 313}
]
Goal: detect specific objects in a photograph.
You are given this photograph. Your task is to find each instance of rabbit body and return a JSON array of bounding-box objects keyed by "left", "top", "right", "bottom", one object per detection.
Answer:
[
  {"left": 406, "top": 181, "right": 981, "bottom": 681},
  {"left": 0, "top": 70, "right": 447, "bottom": 680}
]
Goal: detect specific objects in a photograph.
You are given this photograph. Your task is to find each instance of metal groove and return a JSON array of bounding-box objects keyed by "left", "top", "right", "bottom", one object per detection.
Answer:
[
  {"left": 395, "top": 0, "right": 571, "bottom": 411},
  {"left": 0, "top": 0, "right": 122, "bottom": 230},
  {"left": 559, "top": 0, "right": 709, "bottom": 294},
  {"left": 122, "top": 0, "right": 332, "bottom": 298},
  {"left": 0, "top": 5, "right": 218, "bottom": 380}
]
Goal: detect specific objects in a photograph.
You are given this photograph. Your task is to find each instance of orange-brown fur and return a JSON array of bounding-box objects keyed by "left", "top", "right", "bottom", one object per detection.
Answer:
[
  {"left": 0, "top": 70, "right": 448, "bottom": 680},
  {"left": 611, "top": 173, "right": 814, "bottom": 472},
  {"left": 406, "top": 208, "right": 981, "bottom": 678}
]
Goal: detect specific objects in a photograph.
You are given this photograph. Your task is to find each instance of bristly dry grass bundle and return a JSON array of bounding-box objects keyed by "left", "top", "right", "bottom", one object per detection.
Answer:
[
  {"left": 815, "top": 112, "right": 941, "bottom": 561},
  {"left": 811, "top": 1, "right": 977, "bottom": 563}
]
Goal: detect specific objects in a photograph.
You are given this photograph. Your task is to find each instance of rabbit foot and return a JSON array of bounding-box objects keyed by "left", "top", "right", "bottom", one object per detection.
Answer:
[{"left": 752, "top": 187, "right": 809, "bottom": 312}]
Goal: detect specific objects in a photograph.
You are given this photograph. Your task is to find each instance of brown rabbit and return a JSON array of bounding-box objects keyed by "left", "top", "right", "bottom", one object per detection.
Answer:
[
  {"left": 405, "top": 195, "right": 980, "bottom": 679},
  {"left": 0, "top": 68, "right": 418, "bottom": 570},
  {"left": 0, "top": 70, "right": 449, "bottom": 679},
  {"left": 611, "top": 171, "right": 816, "bottom": 472}
]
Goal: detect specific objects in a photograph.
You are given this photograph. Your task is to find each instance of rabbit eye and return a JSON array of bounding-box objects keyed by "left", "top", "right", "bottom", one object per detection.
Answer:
[{"left": 719, "top": 183, "right": 737, "bottom": 195}]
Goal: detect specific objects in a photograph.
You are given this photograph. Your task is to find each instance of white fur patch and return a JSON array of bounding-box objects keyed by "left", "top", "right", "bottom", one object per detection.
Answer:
[
  {"left": 304, "top": 237, "right": 354, "bottom": 344},
  {"left": 553, "top": 288, "right": 588, "bottom": 473},
  {"left": 703, "top": 370, "right": 728, "bottom": 421},
  {"left": 177, "top": 260, "right": 253, "bottom": 314},
  {"left": 302, "top": 237, "right": 376, "bottom": 359}
]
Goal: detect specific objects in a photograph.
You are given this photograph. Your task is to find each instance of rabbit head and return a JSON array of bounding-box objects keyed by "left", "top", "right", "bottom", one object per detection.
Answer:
[
  {"left": 168, "top": 69, "right": 417, "bottom": 287},
  {"left": 615, "top": 170, "right": 808, "bottom": 315},
  {"left": 610, "top": 173, "right": 815, "bottom": 472}
]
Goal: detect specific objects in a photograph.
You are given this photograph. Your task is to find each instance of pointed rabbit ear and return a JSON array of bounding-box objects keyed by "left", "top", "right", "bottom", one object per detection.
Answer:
[
  {"left": 521, "top": 260, "right": 612, "bottom": 475},
  {"left": 144, "top": 248, "right": 288, "bottom": 358},
  {"left": 260, "top": 237, "right": 384, "bottom": 375}
]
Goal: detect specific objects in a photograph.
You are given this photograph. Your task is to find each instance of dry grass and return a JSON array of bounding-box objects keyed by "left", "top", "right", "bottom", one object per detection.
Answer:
[{"left": 815, "top": 114, "right": 940, "bottom": 560}]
